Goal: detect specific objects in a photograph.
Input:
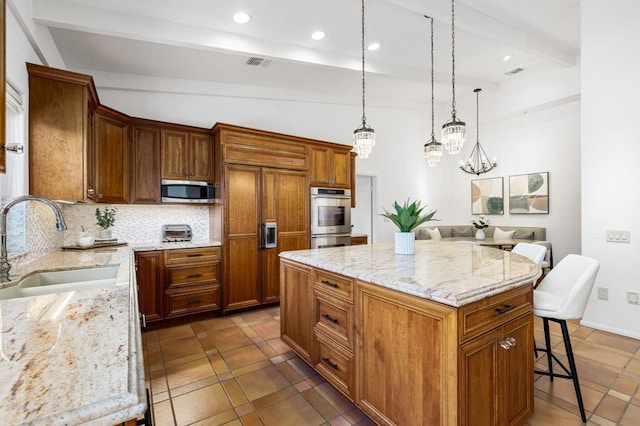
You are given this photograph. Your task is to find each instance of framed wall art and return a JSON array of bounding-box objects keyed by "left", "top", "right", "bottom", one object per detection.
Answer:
[
  {"left": 471, "top": 177, "right": 504, "bottom": 215},
  {"left": 509, "top": 172, "right": 549, "bottom": 214}
]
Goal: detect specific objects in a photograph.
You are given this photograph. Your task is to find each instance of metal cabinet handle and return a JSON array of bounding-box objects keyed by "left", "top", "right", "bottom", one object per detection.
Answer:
[
  {"left": 97, "top": 193, "right": 103, "bottom": 199},
  {"left": 505, "top": 337, "right": 516, "bottom": 347},
  {"left": 141, "top": 314, "right": 147, "bottom": 330},
  {"left": 187, "top": 254, "right": 203, "bottom": 257},
  {"left": 321, "top": 313, "right": 339, "bottom": 324},
  {"left": 321, "top": 357, "right": 339, "bottom": 370},
  {"left": 499, "top": 340, "right": 511, "bottom": 350},
  {"left": 186, "top": 299, "right": 202, "bottom": 305},
  {"left": 187, "top": 273, "right": 203, "bottom": 279},
  {"left": 495, "top": 304, "right": 515, "bottom": 315},
  {"left": 321, "top": 280, "right": 338, "bottom": 288}
]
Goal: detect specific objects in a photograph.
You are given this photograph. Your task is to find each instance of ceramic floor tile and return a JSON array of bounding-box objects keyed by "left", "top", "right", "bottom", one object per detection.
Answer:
[
  {"left": 251, "top": 320, "right": 281, "bottom": 340},
  {"left": 240, "top": 310, "right": 274, "bottom": 326},
  {"left": 172, "top": 383, "right": 234, "bottom": 426},
  {"left": 302, "top": 387, "right": 341, "bottom": 420},
  {"left": 189, "top": 408, "right": 238, "bottom": 426},
  {"left": 210, "top": 326, "right": 254, "bottom": 353},
  {"left": 221, "top": 344, "right": 268, "bottom": 370},
  {"left": 153, "top": 400, "right": 176, "bottom": 426},
  {"left": 161, "top": 336, "right": 205, "bottom": 362},
  {"left": 170, "top": 376, "right": 220, "bottom": 398},
  {"left": 257, "top": 393, "right": 325, "bottom": 426},
  {"left": 166, "top": 358, "right": 215, "bottom": 390},
  {"left": 266, "top": 337, "right": 292, "bottom": 355},
  {"left": 612, "top": 375, "right": 640, "bottom": 397},
  {"left": 594, "top": 394, "right": 628, "bottom": 423},
  {"left": 620, "top": 402, "right": 640, "bottom": 425},
  {"left": 587, "top": 330, "right": 640, "bottom": 355},
  {"left": 157, "top": 324, "right": 195, "bottom": 343},
  {"left": 525, "top": 397, "right": 584, "bottom": 425},
  {"left": 572, "top": 340, "right": 632, "bottom": 369},
  {"left": 251, "top": 386, "right": 298, "bottom": 411},
  {"left": 236, "top": 366, "right": 292, "bottom": 401},
  {"left": 222, "top": 379, "right": 249, "bottom": 407},
  {"left": 201, "top": 317, "right": 238, "bottom": 332}
]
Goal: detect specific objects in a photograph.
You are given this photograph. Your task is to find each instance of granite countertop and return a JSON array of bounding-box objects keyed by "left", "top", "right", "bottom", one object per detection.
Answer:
[
  {"left": 0, "top": 239, "right": 222, "bottom": 424},
  {"left": 280, "top": 240, "right": 541, "bottom": 307}
]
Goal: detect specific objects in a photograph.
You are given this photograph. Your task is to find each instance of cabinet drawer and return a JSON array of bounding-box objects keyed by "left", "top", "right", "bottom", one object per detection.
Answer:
[
  {"left": 458, "top": 286, "right": 533, "bottom": 343},
  {"left": 314, "top": 269, "right": 353, "bottom": 302},
  {"left": 314, "top": 291, "right": 354, "bottom": 350},
  {"left": 164, "top": 247, "right": 221, "bottom": 266},
  {"left": 314, "top": 331, "right": 354, "bottom": 399},
  {"left": 351, "top": 236, "right": 368, "bottom": 246},
  {"left": 167, "top": 263, "right": 220, "bottom": 289},
  {"left": 166, "top": 285, "right": 221, "bottom": 317}
]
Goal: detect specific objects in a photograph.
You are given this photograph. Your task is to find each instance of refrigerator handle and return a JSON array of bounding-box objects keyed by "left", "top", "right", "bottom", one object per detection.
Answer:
[{"left": 264, "top": 222, "right": 277, "bottom": 248}]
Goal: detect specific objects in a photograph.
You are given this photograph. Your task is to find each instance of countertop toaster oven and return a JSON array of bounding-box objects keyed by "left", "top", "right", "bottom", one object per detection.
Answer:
[{"left": 162, "top": 224, "right": 193, "bottom": 242}]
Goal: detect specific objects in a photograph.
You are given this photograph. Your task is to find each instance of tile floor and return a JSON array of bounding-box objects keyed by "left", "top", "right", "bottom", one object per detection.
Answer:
[{"left": 142, "top": 307, "right": 640, "bottom": 426}]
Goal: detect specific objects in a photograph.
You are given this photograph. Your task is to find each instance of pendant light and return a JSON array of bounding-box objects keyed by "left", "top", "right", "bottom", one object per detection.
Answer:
[
  {"left": 353, "top": 0, "right": 375, "bottom": 159},
  {"left": 441, "top": 0, "right": 466, "bottom": 154},
  {"left": 459, "top": 88, "right": 497, "bottom": 175},
  {"left": 423, "top": 15, "right": 443, "bottom": 167}
]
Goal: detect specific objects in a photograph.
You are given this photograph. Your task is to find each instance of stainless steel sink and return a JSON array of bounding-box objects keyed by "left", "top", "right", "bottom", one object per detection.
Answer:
[{"left": 0, "top": 265, "right": 119, "bottom": 300}]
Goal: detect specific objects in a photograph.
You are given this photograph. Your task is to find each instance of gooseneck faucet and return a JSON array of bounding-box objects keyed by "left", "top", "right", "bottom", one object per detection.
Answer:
[{"left": 0, "top": 195, "right": 68, "bottom": 283}]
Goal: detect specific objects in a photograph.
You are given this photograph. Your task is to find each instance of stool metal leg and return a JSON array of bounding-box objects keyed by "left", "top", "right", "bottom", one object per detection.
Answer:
[
  {"left": 560, "top": 319, "right": 587, "bottom": 423},
  {"left": 543, "top": 318, "right": 554, "bottom": 380}
]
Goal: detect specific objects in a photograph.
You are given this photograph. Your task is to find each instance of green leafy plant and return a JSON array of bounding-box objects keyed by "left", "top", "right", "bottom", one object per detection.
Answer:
[
  {"left": 95, "top": 207, "right": 117, "bottom": 229},
  {"left": 472, "top": 215, "right": 489, "bottom": 229},
  {"left": 381, "top": 199, "right": 438, "bottom": 232}
]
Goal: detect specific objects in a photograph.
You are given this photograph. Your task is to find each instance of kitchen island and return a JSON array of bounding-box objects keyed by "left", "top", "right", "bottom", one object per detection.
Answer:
[{"left": 280, "top": 240, "right": 541, "bottom": 426}]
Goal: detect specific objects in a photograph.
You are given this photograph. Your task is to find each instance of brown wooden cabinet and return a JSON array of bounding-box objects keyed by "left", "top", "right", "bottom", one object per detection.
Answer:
[
  {"left": 28, "top": 63, "right": 99, "bottom": 201},
  {"left": 281, "top": 260, "right": 535, "bottom": 426},
  {"left": 0, "top": 0, "right": 5, "bottom": 173},
  {"left": 135, "top": 247, "right": 222, "bottom": 327},
  {"left": 350, "top": 152, "right": 357, "bottom": 207},
  {"left": 161, "top": 128, "right": 214, "bottom": 181},
  {"left": 130, "top": 120, "right": 161, "bottom": 204},
  {"left": 93, "top": 105, "right": 130, "bottom": 203},
  {"left": 310, "top": 144, "right": 351, "bottom": 188},
  {"left": 223, "top": 164, "right": 309, "bottom": 312},
  {"left": 351, "top": 235, "right": 368, "bottom": 245},
  {"left": 135, "top": 250, "right": 164, "bottom": 325}
]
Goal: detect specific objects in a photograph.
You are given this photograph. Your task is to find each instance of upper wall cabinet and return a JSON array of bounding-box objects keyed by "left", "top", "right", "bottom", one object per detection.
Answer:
[
  {"left": 28, "top": 63, "right": 99, "bottom": 201},
  {"left": 309, "top": 144, "right": 351, "bottom": 188},
  {"left": 130, "top": 119, "right": 161, "bottom": 204},
  {"left": 93, "top": 105, "right": 130, "bottom": 203},
  {"left": 161, "top": 128, "right": 214, "bottom": 182}
]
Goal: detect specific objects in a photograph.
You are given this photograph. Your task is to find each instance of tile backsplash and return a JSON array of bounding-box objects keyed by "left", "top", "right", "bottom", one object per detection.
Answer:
[{"left": 10, "top": 203, "right": 210, "bottom": 268}]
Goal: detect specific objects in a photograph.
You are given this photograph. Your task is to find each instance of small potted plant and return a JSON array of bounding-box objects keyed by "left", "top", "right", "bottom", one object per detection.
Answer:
[
  {"left": 95, "top": 207, "right": 117, "bottom": 239},
  {"left": 381, "top": 199, "right": 437, "bottom": 254},
  {"left": 472, "top": 215, "right": 489, "bottom": 240}
]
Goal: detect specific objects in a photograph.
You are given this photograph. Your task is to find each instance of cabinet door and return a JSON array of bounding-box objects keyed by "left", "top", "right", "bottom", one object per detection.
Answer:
[
  {"left": 130, "top": 125, "right": 161, "bottom": 204},
  {"left": 93, "top": 110, "right": 129, "bottom": 203},
  {"left": 350, "top": 152, "right": 357, "bottom": 207},
  {"left": 161, "top": 129, "right": 189, "bottom": 180},
  {"left": 261, "top": 168, "right": 309, "bottom": 304},
  {"left": 331, "top": 149, "right": 350, "bottom": 188},
  {"left": 135, "top": 251, "right": 164, "bottom": 324},
  {"left": 280, "top": 260, "right": 314, "bottom": 364},
  {"left": 189, "top": 133, "right": 214, "bottom": 182},
  {"left": 502, "top": 314, "right": 534, "bottom": 425},
  {"left": 223, "top": 165, "right": 261, "bottom": 311},
  {"left": 309, "top": 146, "right": 331, "bottom": 186}
]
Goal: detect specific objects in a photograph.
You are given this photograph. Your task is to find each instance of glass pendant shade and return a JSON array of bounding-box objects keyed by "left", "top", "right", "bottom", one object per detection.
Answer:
[
  {"left": 353, "top": 123, "right": 375, "bottom": 159},
  {"left": 423, "top": 138, "right": 443, "bottom": 167},
  {"left": 442, "top": 117, "right": 466, "bottom": 154}
]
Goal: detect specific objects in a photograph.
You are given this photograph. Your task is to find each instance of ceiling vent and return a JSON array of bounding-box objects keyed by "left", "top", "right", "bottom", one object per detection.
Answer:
[
  {"left": 505, "top": 67, "right": 524, "bottom": 76},
  {"left": 245, "top": 57, "right": 271, "bottom": 68}
]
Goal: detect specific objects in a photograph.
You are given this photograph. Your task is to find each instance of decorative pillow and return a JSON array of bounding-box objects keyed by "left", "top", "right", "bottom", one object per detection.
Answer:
[
  {"left": 494, "top": 227, "right": 515, "bottom": 239},
  {"left": 513, "top": 230, "right": 535, "bottom": 240},
  {"left": 426, "top": 227, "right": 442, "bottom": 240},
  {"left": 452, "top": 227, "right": 473, "bottom": 237}
]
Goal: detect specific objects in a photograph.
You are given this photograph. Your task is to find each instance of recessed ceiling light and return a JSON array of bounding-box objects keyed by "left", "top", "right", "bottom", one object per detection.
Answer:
[
  {"left": 367, "top": 42, "right": 380, "bottom": 51},
  {"left": 233, "top": 12, "right": 251, "bottom": 24},
  {"left": 503, "top": 53, "right": 514, "bottom": 61},
  {"left": 311, "top": 31, "right": 327, "bottom": 41}
]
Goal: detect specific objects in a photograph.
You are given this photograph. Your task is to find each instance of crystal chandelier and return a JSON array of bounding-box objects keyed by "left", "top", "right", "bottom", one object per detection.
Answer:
[
  {"left": 423, "top": 15, "right": 443, "bottom": 167},
  {"left": 459, "top": 88, "right": 497, "bottom": 175},
  {"left": 353, "top": 0, "right": 375, "bottom": 159},
  {"left": 441, "top": 0, "right": 466, "bottom": 154}
]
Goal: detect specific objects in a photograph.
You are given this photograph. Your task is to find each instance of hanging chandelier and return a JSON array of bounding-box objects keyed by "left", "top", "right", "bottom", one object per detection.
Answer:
[
  {"left": 459, "top": 88, "right": 497, "bottom": 175},
  {"left": 441, "top": 0, "right": 466, "bottom": 154},
  {"left": 353, "top": 0, "right": 375, "bottom": 159},
  {"left": 423, "top": 15, "right": 443, "bottom": 167}
]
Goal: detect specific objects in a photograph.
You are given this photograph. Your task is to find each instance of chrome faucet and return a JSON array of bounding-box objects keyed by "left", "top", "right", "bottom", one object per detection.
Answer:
[{"left": 0, "top": 195, "right": 68, "bottom": 283}]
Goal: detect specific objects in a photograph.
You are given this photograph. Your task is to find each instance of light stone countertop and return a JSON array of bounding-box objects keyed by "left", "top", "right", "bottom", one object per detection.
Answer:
[
  {"left": 280, "top": 240, "right": 541, "bottom": 307},
  {"left": 0, "top": 240, "right": 219, "bottom": 425}
]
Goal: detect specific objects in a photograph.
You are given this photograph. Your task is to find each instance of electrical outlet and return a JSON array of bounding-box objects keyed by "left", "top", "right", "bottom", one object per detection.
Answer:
[
  {"left": 628, "top": 291, "right": 640, "bottom": 305},
  {"left": 597, "top": 287, "right": 609, "bottom": 300}
]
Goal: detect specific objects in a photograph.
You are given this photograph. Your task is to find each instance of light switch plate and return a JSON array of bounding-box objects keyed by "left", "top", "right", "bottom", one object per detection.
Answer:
[
  {"left": 628, "top": 291, "right": 640, "bottom": 305},
  {"left": 606, "top": 230, "right": 631, "bottom": 243},
  {"left": 597, "top": 287, "right": 609, "bottom": 300}
]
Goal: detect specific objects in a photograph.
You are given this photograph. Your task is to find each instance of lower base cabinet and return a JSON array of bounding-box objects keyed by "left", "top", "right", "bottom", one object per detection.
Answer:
[
  {"left": 280, "top": 259, "right": 534, "bottom": 426},
  {"left": 135, "top": 246, "right": 222, "bottom": 326}
]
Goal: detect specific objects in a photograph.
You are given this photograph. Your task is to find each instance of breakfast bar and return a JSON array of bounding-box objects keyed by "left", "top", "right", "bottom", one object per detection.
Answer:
[{"left": 280, "top": 240, "right": 541, "bottom": 426}]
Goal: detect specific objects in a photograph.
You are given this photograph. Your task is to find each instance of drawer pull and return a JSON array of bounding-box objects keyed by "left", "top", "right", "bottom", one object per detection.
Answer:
[
  {"left": 495, "top": 304, "right": 516, "bottom": 315},
  {"left": 187, "top": 254, "right": 203, "bottom": 257},
  {"left": 321, "top": 280, "right": 338, "bottom": 288},
  {"left": 186, "top": 299, "right": 203, "bottom": 305},
  {"left": 187, "top": 273, "right": 203, "bottom": 279},
  {"left": 321, "top": 313, "right": 339, "bottom": 324},
  {"left": 321, "top": 357, "right": 339, "bottom": 370}
]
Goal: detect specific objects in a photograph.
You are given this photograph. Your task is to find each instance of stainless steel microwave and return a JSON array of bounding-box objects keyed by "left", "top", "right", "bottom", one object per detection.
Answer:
[{"left": 161, "top": 180, "right": 216, "bottom": 203}]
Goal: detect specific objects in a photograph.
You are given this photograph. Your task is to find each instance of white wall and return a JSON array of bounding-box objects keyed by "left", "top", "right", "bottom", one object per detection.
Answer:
[{"left": 581, "top": 0, "right": 640, "bottom": 339}]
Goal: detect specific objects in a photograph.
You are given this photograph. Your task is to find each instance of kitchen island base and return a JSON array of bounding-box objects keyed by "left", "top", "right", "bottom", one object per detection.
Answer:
[{"left": 280, "top": 257, "right": 534, "bottom": 426}]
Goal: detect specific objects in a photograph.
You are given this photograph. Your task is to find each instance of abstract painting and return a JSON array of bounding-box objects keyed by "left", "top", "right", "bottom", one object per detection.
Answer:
[
  {"left": 509, "top": 172, "right": 549, "bottom": 214},
  {"left": 471, "top": 177, "right": 504, "bottom": 215}
]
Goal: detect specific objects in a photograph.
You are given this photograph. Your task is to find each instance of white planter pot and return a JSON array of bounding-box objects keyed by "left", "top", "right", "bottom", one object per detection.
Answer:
[
  {"left": 100, "top": 228, "right": 112, "bottom": 239},
  {"left": 475, "top": 229, "right": 485, "bottom": 240},
  {"left": 395, "top": 232, "right": 415, "bottom": 255}
]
